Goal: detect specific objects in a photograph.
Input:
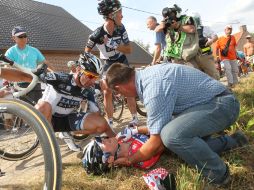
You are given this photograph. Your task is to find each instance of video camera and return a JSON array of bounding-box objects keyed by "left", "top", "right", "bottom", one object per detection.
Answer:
[{"left": 162, "top": 4, "right": 182, "bottom": 27}]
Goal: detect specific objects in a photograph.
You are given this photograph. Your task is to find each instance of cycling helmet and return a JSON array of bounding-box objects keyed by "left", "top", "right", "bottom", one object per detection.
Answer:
[
  {"left": 67, "top": 60, "right": 78, "bottom": 68},
  {"left": 82, "top": 139, "right": 110, "bottom": 175},
  {"left": 78, "top": 52, "right": 103, "bottom": 75},
  {"left": 189, "top": 12, "right": 202, "bottom": 26},
  {"left": 97, "top": 0, "right": 122, "bottom": 16}
]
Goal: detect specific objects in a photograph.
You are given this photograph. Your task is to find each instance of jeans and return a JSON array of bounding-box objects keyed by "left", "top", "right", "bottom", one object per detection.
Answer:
[{"left": 160, "top": 92, "right": 240, "bottom": 184}]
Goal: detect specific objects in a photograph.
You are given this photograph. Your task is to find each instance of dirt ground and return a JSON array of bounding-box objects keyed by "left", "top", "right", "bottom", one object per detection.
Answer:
[
  {"left": 0, "top": 77, "right": 229, "bottom": 190},
  {"left": 0, "top": 107, "right": 147, "bottom": 190}
]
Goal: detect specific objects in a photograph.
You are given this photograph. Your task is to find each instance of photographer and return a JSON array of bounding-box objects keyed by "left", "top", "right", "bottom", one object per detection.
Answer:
[
  {"left": 191, "top": 13, "right": 220, "bottom": 80},
  {"left": 155, "top": 4, "right": 199, "bottom": 68}
]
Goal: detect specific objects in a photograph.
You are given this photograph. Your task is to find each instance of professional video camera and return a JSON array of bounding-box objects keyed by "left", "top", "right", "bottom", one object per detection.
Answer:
[{"left": 162, "top": 4, "right": 182, "bottom": 27}]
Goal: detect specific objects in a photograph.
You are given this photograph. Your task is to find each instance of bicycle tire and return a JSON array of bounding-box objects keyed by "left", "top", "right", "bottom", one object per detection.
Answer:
[
  {"left": 0, "top": 94, "right": 41, "bottom": 161},
  {"left": 0, "top": 99, "right": 62, "bottom": 190},
  {"left": 0, "top": 114, "right": 40, "bottom": 161},
  {"left": 136, "top": 99, "right": 147, "bottom": 117},
  {"left": 112, "top": 95, "right": 124, "bottom": 121}
]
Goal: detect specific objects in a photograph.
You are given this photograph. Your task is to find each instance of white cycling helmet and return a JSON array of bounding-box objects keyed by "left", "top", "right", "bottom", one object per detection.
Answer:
[
  {"left": 67, "top": 60, "right": 77, "bottom": 68},
  {"left": 79, "top": 53, "right": 103, "bottom": 75},
  {"left": 82, "top": 138, "right": 110, "bottom": 175}
]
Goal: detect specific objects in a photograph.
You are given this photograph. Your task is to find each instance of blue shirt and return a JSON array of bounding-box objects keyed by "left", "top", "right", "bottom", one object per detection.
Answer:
[
  {"left": 135, "top": 63, "right": 226, "bottom": 134},
  {"left": 237, "top": 51, "right": 245, "bottom": 59},
  {"left": 155, "top": 31, "right": 166, "bottom": 52},
  {"left": 5, "top": 44, "right": 45, "bottom": 69}
]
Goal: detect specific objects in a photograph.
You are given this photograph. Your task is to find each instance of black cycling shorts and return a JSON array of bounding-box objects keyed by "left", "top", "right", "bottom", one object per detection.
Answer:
[{"left": 51, "top": 112, "right": 89, "bottom": 132}]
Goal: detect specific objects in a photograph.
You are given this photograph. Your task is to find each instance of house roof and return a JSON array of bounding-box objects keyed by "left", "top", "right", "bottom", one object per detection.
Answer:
[
  {"left": 127, "top": 42, "right": 153, "bottom": 65},
  {"left": 0, "top": 0, "right": 92, "bottom": 51},
  {"left": 0, "top": 0, "right": 152, "bottom": 65}
]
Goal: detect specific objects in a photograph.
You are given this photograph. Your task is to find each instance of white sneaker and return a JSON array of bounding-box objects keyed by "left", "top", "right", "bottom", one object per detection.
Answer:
[{"left": 58, "top": 132, "right": 81, "bottom": 152}]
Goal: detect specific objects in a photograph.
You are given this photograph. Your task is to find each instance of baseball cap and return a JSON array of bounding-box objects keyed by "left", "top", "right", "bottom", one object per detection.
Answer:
[
  {"left": 246, "top": 35, "right": 252, "bottom": 39},
  {"left": 12, "top": 26, "right": 27, "bottom": 37},
  {"left": 225, "top": 25, "right": 232, "bottom": 29}
]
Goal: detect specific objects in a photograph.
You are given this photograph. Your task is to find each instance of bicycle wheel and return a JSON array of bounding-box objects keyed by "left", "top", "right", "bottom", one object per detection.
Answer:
[
  {"left": 0, "top": 99, "right": 62, "bottom": 189},
  {"left": 112, "top": 94, "right": 124, "bottom": 121},
  {"left": 0, "top": 114, "right": 39, "bottom": 161},
  {"left": 136, "top": 98, "right": 147, "bottom": 117}
]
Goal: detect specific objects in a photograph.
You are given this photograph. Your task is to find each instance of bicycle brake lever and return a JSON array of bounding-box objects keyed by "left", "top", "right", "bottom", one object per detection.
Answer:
[{"left": 0, "top": 54, "right": 14, "bottom": 66}]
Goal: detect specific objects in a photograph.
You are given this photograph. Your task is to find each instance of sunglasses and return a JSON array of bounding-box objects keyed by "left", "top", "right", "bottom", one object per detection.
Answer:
[
  {"left": 17, "top": 34, "right": 27, "bottom": 39},
  {"left": 80, "top": 70, "right": 99, "bottom": 80}
]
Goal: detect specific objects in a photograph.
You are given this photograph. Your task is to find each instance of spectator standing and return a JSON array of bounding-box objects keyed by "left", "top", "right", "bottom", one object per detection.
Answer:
[
  {"left": 191, "top": 13, "right": 220, "bottom": 80},
  {"left": 5, "top": 26, "right": 54, "bottom": 102},
  {"left": 216, "top": 25, "right": 238, "bottom": 88},
  {"left": 146, "top": 16, "right": 166, "bottom": 65},
  {"left": 243, "top": 35, "right": 254, "bottom": 70}
]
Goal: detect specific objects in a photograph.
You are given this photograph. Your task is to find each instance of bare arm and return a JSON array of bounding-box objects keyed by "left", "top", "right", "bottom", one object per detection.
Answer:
[
  {"left": 152, "top": 44, "right": 162, "bottom": 65},
  {"left": 154, "top": 22, "right": 165, "bottom": 32},
  {"left": 116, "top": 43, "right": 132, "bottom": 54},
  {"left": 85, "top": 47, "right": 92, "bottom": 53},
  {"left": 178, "top": 24, "right": 196, "bottom": 34},
  {"left": 243, "top": 45, "right": 247, "bottom": 56},
  {"left": 0, "top": 68, "right": 32, "bottom": 82},
  {"left": 114, "top": 134, "right": 164, "bottom": 165}
]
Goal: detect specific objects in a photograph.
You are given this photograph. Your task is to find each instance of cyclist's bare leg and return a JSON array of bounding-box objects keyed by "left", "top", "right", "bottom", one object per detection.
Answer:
[
  {"left": 35, "top": 100, "right": 52, "bottom": 122},
  {"left": 80, "top": 113, "right": 115, "bottom": 137},
  {"left": 101, "top": 80, "right": 114, "bottom": 119}
]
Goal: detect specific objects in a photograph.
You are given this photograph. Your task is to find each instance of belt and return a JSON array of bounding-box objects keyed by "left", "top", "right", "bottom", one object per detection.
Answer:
[{"left": 215, "top": 89, "right": 232, "bottom": 97}]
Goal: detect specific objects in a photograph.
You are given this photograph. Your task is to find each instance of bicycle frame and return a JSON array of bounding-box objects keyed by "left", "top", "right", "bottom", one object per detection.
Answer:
[{"left": 0, "top": 56, "right": 38, "bottom": 98}]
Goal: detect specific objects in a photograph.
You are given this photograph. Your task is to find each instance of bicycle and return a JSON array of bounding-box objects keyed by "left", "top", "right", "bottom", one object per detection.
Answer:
[
  {"left": 136, "top": 97, "right": 147, "bottom": 117},
  {"left": 0, "top": 55, "right": 62, "bottom": 189},
  {"left": 94, "top": 83, "right": 124, "bottom": 121}
]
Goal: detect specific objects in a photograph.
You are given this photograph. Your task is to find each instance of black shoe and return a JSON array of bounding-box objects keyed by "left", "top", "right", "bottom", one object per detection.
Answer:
[
  {"left": 212, "top": 164, "right": 230, "bottom": 187},
  {"left": 160, "top": 173, "right": 176, "bottom": 190},
  {"left": 230, "top": 130, "right": 248, "bottom": 147}
]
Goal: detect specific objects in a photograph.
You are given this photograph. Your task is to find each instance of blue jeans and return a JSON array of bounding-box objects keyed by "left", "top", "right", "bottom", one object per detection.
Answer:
[{"left": 160, "top": 93, "right": 240, "bottom": 184}]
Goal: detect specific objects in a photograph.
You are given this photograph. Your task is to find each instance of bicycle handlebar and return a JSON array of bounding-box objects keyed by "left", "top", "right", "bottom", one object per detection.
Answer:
[{"left": 0, "top": 54, "right": 39, "bottom": 98}]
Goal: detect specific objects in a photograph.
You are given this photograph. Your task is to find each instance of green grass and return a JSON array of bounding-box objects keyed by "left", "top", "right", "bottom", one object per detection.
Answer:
[{"left": 60, "top": 74, "right": 254, "bottom": 190}]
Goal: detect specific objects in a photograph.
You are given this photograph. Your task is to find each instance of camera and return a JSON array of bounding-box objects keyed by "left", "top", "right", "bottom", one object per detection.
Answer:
[{"left": 162, "top": 4, "right": 182, "bottom": 27}]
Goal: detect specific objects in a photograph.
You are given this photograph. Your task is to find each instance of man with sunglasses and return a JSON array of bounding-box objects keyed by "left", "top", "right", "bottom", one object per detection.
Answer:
[
  {"left": 4, "top": 26, "right": 54, "bottom": 103},
  {"left": 33, "top": 53, "right": 116, "bottom": 151},
  {"left": 85, "top": 0, "right": 138, "bottom": 129},
  {"left": 0, "top": 53, "right": 116, "bottom": 151}
]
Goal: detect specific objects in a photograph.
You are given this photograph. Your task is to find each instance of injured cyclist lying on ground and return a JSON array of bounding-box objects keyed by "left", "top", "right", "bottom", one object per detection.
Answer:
[{"left": 82, "top": 126, "right": 163, "bottom": 175}]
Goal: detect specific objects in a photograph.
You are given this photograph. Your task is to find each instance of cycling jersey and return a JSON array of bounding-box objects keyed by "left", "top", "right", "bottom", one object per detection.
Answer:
[
  {"left": 125, "top": 134, "right": 161, "bottom": 169},
  {"left": 86, "top": 24, "right": 130, "bottom": 60},
  {"left": 41, "top": 72, "right": 98, "bottom": 117}
]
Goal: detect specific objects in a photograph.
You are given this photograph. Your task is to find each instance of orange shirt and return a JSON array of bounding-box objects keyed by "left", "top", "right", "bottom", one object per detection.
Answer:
[{"left": 216, "top": 35, "right": 237, "bottom": 60}]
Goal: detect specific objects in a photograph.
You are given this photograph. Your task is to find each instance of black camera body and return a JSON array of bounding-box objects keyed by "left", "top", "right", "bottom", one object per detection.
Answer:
[{"left": 162, "top": 4, "right": 182, "bottom": 28}]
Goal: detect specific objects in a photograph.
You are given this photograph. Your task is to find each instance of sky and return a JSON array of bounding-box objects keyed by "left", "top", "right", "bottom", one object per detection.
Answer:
[{"left": 35, "top": 0, "right": 254, "bottom": 52}]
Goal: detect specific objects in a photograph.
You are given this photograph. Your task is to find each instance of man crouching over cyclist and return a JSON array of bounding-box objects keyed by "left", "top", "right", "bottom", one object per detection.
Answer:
[{"left": 0, "top": 52, "right": 115, "bottom": 151}]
